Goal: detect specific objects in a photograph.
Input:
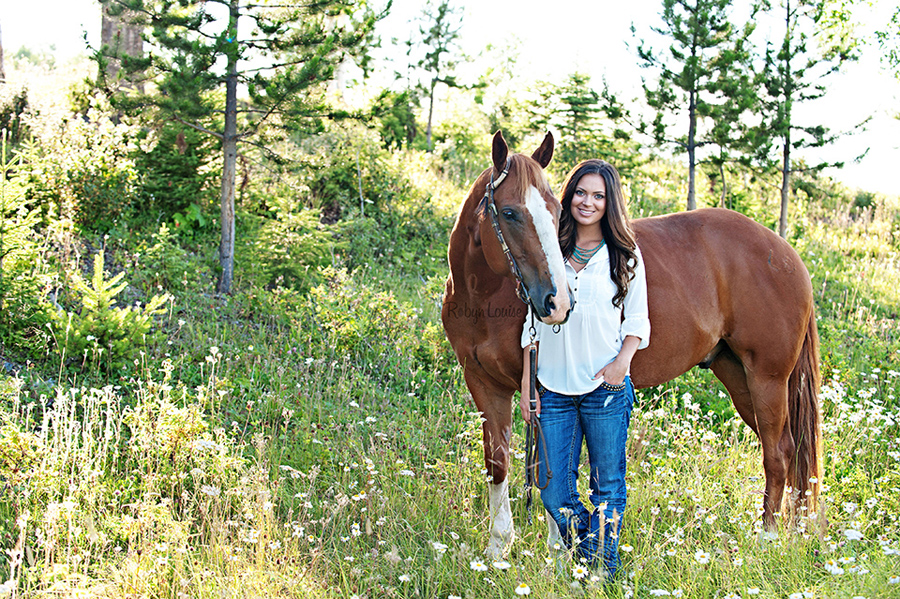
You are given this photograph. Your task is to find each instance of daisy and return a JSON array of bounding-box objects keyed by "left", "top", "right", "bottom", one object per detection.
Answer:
[
  {"left": 844, "top": 529, "right": 864, "bottom": 541},
  {"left": 649, "top": 591, "right": 671, "bottom": 597},
  {"left": 888, "top": 576, "right": 900, "bottom": 584},
  {"left": 747, "top": 589, "right": 761, "bottom": 596},
  {"left": 431, "top": 541, "right": 448, "bottom": 554},
  {"left": 515, "top": 583, "right": 531, "bottom": 595},
  {"left": 493, "top": 560, "right": 511, "bottom": 570},
  {"left": 694, "top": 549, "right": 711, "bottom": 564},
  {"left": 470, "top": 560, "right": 488, "bottom": 572},
  {"left": 398, "top": 574, "right": 411, "bottom": 583},
  {"left": 572, "top": 565, "right": 588, "bottom": 579}
]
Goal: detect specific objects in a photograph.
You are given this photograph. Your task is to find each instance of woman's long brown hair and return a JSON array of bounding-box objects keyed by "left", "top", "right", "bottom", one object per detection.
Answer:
[{"left": 558, "top": 159, "right": 637, "bottom": 308}]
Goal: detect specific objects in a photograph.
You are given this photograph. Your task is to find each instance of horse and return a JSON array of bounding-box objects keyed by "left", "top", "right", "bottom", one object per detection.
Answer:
[{"left": 441, "top": 131, "right": 822, "bottom": 557}]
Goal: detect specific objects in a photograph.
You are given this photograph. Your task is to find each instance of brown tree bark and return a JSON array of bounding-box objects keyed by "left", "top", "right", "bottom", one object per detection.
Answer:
[
  {"left": 0, "top": 22, "right": 6, "bottom": 83},
  {"left": 217, "top": 0, "right": 239, "bottom": 295},
  {"left": 101, "top": 4, "right": 143, "bottom": 91}
]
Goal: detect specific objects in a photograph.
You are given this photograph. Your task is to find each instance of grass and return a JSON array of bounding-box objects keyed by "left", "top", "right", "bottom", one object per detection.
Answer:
[{"left": 2, "top": 206, "right": 899, "bottom": 598}]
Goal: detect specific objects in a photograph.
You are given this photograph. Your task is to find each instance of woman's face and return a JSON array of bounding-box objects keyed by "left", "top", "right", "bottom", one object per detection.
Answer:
[{"left": 570, "top": 173, "right": 606, "bottom": 232}]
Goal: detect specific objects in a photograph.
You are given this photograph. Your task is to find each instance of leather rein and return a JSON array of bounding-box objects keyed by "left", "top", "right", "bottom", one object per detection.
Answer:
[{"left": 483, "top": 160, "right": 553, "bottom": 524}]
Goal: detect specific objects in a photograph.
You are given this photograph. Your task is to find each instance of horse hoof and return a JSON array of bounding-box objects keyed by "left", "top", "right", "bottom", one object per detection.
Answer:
[{"left": 485, "top": 533, "right": 514, "bottom": 559}]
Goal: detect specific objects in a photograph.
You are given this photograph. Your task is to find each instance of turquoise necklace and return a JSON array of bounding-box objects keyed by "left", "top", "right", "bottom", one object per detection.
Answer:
[{"left": 571, "top": 239, "right": 605, "bottom": 265}]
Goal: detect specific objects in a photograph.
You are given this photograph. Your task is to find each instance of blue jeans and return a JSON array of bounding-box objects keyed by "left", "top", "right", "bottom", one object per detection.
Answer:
[{"left": 537, "top": 377, "right": 634, "bottom": 578}]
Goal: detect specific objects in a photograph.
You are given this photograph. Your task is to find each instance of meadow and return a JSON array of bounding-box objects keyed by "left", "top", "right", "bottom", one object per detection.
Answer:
[{"left": 1, "top": 62, "right": 900, "bottom": 599}]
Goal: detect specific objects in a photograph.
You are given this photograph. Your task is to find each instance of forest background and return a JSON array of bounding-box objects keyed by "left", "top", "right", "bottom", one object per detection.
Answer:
[{"left": 0, "top": 0, "right": 899, "bottom": 597}]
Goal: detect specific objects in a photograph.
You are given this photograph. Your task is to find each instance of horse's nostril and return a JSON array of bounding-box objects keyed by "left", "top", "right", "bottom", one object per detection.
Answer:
[{"left": 545, "top": 295, "right": 556, "bottom": 314}]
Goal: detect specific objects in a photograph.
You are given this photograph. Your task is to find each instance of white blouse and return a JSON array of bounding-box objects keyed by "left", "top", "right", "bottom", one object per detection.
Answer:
[{"left": 521, "top": 244, "right": 650, "bottom": 395}]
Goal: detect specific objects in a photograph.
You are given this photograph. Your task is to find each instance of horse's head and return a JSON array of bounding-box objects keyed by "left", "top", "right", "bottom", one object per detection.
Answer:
[{"left": 478, "top": 131, "right": 573, "bottom": 325}]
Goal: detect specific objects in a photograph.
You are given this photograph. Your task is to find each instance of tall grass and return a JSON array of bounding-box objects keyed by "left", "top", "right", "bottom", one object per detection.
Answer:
[{"left": 2, "top": 242, "right": 899, "bottom": 597}]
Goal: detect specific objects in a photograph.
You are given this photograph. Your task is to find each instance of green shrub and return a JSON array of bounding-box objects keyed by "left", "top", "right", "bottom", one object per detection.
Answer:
[
  {"left": 48, "top": 251, "right": 171, "bottom": 372},
  {"left": 134, "top": 122, "right": 215, "bottom": 220},
  {"left": 240, "top": 208, "right": 334, "bottom": 291},
  {"left": 130, "top": 223, "right": 215, "bottom": 295},
  {"left": 0, "top": 85, "right": 29, "bottom": 146},
  {"left": 0, "top": 134, "right": 51, "bottom": 361},
  {"left": 21, "top": 95, "right": 142, "bottom": 231}
]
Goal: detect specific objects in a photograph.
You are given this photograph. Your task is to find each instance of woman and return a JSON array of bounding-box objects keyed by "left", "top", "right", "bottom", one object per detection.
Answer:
[{"left": 520, "top": 159, "right": 650, "bottom": 579}]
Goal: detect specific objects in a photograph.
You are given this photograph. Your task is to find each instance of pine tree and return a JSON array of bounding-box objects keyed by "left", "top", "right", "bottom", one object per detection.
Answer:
[
  {"left": 523, "top": 72, "right": 638, "bottom": 178},
  {"left": 636, "top": 0, "right": 753, "bottom": 211},
  {"left": 753, "top": 0, "right": 860, "bottom": 237},
  {"left": 416, "top": 0, "right": 463, "bottom": 153},
  {"left": 95, "top": 0, "right": 380, "bottom": 294}
]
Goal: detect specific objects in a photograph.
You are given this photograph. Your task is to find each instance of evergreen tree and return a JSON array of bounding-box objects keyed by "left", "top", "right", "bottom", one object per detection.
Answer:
[
  {"left": 416, "top": 0, "right": 463, "bottom": 153},
  {"left": 753, "top": 0, "right": 860, "bottom": 237},
  {"left": 371, "top": 89, "right": 418, "bottom": 150},
  {"left": 636, "top": 0, "right": 752, "bottom": 211},
  {"left": 95, "top": 0, "right": 381, "bottom": 294},
  {"left": 704, "top": 22, "right": 758, "bottom": 208},
  {"left": 524, "top": 72, "right": 638, "bottom": 178}
]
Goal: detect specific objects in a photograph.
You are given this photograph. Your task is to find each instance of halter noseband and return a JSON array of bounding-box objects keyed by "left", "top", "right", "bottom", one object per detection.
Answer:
[{"left": 484, "top": 159, "right": 534, "bottom": 309}]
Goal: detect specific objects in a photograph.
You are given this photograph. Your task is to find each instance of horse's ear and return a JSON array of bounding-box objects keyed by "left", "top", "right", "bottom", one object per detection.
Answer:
[
  {"left": 531, "top": 131, "right": 554, "bottom": 169},
  {"left": 492, "top": 130, "right": 508, "bottom": 173}
]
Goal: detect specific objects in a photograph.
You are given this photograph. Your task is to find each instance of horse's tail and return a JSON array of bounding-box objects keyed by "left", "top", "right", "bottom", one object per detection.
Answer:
[{"left": 787, "top": 308, "right": 823, "bottom": 517}]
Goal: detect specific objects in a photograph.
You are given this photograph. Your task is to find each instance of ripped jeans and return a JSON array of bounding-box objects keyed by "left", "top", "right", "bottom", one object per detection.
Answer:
[{"left": 537, "top": 377, "right": 634, "bottom": 579}]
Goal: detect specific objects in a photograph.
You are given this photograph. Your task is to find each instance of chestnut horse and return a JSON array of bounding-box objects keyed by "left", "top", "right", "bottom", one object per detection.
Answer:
[{"left": 442, "top": 131, "right": 822, "bottom": 557}]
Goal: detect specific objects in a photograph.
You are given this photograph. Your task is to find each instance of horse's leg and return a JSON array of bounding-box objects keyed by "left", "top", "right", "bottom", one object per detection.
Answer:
[
  {"left": 712, "top": 347, "right": 795, "bottom": 529},
  {"left": 710, "top": 348, "right": 757, "bottom": 434},
  {"left": 465, "top": 369, "right": 515, "bottom": 557},
  {"left": 745, "top": 374, "right": 794, "bottom": 530}
]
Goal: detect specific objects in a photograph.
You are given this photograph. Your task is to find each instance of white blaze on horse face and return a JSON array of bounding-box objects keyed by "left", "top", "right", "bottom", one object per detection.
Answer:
[
  {"left": 524, "top": 186, "right": 571, "bottom": 324},
  {"left": 487, "top": 478, "right": 514, "bottom": 558}
]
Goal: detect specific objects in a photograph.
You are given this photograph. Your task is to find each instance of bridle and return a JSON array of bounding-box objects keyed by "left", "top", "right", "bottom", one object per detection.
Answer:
[
  {"left": 483, "top": 158, "right": 553, "bottom": 524},
  {"left": 483, "top": 159, "right": 533, "bottom": 309}
]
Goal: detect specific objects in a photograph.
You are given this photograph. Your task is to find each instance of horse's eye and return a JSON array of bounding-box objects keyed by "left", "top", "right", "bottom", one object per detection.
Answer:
[{"left": 501, "top": 208, "right": 517, "bottom": 221}]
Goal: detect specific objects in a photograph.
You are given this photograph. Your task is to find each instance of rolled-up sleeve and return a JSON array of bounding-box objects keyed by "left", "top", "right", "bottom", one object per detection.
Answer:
[
  {"left": 620, "top": 246, "right": 651, "bottom": 349},
  {"left": 520, "top": 305, "right": 542, "bottom": 347}
]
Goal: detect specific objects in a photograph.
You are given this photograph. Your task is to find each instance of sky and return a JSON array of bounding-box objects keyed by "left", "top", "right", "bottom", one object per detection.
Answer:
[{"left": 3, "top": 0, "right": 900, "bottom": 197}]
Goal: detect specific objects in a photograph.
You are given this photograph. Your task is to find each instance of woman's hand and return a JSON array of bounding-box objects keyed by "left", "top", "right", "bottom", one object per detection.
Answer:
[
  {"left": 594, "top": 358, "right": 629, "bottom": 386},
  {"left": 593, "top": 335, "right": 642, "bottom": 385},
  {"left": 520, "top": 383, "right": 541, "bottom": 424},
  {"left": 520, "top": 344, "right": 540, "bottom": 423}
]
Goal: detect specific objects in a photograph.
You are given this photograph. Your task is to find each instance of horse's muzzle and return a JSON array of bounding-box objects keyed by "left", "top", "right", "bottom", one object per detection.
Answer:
[{"left": 532, "top": 286, "right": 573, "bottom": 326}]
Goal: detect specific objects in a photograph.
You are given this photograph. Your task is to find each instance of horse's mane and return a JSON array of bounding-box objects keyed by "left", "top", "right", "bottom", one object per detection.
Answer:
[{"left": 476, "top": 153, "right": 552, "bottom": 218}]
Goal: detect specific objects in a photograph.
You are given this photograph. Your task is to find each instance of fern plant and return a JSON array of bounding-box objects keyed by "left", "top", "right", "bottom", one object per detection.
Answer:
[{"left": 49, "top": 252, "right": 171, "bottom": 372}]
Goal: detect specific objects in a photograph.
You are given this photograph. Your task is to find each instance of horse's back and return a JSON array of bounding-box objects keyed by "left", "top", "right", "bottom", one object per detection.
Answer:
[{"left": 631, "top": 208, "right": 813, "bottom": 387}]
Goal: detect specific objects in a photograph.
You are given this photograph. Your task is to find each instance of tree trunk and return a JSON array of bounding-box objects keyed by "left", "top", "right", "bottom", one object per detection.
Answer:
[
  {"left": 779, "top": 132, "right": 790, "bottom": 238},
  {"left": 687, "top": 88, "right": 697, "bottom": 211},
  {"left": 217, "top": 1, "right": 239, "bottom": 294},
  {"left": 778, "top": 0, "right": 792, "bottom": 239},
  {"left": 719, "top": 162, "right": 727, "bottom": 208},
  {"left": 0, "top": 22, "right": 6, "bottom": 83},
  {"left": 101, "top": 3, "right": 144, "bottom": 91},
  {"left": 426, "top": 77, "right": 436, "bottom": 153}
]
